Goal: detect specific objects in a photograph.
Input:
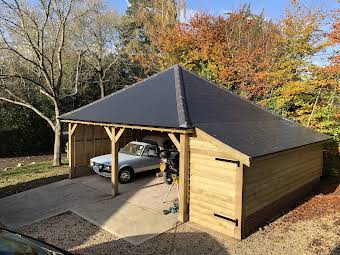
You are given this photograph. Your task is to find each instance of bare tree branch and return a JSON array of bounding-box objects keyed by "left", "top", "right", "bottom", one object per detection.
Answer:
[
  {"left": 0, "top": 0, "right": 76, "bottom": 166},
  {"left": 0, "top": 89, "right": 55, "bottom": 131},
  {"left": 61, "top": 50, "right": 84, "bottom": 99}
]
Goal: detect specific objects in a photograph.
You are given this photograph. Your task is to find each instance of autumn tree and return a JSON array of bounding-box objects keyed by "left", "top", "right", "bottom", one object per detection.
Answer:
[
  {"left": 308, "top": 15, "right": 339, "bottom": 143},
  {"left": 145, "top": 2, "right": 338, "bottom": 142},
  {"left": 151, "top": 5, "right": 280, "bottom": 99},
  {"left": 120, "top": 0, "right": 185, "bottom": 77},
  {"left": 261, "top": 2, "right": 339, "bottom": 141}
]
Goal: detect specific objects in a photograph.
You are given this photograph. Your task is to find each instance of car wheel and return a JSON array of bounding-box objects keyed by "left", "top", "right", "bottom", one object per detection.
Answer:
[{"left": 119, "top": 167, "right": 134, "bottom": 184}]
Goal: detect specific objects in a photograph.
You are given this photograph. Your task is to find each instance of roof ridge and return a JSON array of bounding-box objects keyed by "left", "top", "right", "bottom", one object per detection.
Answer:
[{"left": 174, "top": 65, "right": 191, "bottom": 128}]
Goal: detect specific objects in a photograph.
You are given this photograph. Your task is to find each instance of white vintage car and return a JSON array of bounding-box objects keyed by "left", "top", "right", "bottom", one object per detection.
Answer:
[{"left": 90, "top": 136, "right": 173, "bottom": 183}]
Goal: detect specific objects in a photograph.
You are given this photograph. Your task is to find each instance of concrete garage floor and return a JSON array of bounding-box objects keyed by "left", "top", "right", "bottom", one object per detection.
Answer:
[{"left": 0, "top": 174, "right": 178, "bottom": 245}]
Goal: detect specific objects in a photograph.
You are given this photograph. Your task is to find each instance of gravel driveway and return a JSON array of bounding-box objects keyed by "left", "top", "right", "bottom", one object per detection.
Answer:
[
  {"left": 15, "top": 176, "right": 340, "bottom": 255},
  {"left": 17, "top": 210, "right": 339, "bottom": 255}
]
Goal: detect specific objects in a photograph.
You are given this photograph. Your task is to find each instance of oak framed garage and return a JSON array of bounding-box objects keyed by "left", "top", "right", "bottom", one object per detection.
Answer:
[
  {"left": 60, "top": 65, "right": 330, "bottom": 240},
  {"left": 65, "top": 120, "right": 192, "bottom": 223}
]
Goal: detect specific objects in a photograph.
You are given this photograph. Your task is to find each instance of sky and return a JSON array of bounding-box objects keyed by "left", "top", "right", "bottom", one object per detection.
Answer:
[{"left": 111, "top": 0, "right": 338, "bottom": 21}]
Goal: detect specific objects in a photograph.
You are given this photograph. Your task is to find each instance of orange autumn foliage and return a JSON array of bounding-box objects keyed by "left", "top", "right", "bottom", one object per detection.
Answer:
[
  {"left": 148, "top": 7, "right": 280, "bottom": 99},
  {"left": 125, "top": 2, "right": 338, "bottom": 144}
]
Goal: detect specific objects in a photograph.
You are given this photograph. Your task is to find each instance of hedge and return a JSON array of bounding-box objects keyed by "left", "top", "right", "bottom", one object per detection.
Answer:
[{"left": 0, "top": 127, "right": 54, "bottom": 157}]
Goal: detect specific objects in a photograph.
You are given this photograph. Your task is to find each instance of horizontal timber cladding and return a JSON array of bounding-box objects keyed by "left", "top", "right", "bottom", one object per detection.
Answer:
[
  {"left": 189, "top": 131, "right": 243, "bottom": 239},
  {"left": 243, "top": 143, "right": 323, "bottom": 235}
]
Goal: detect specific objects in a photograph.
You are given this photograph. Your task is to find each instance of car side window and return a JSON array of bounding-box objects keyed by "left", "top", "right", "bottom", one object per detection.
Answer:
[{"left": 142, "top": 145, "right": 157, "bottom": 157}]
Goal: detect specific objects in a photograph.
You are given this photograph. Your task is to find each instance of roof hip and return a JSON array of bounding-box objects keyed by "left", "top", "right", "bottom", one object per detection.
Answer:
[{"left": 174, "top": 65, "right": 191, "bottom": 128}]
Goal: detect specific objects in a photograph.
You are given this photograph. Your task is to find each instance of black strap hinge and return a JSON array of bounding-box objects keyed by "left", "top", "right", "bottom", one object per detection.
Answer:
[{"left": 214, "top": 213, "right": 238, "bottom": 226}]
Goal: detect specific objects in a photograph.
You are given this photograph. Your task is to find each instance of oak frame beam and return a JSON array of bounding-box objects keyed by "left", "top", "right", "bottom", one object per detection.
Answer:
[
  {"left": 115, "top": 128, "right": 125, "bottom": 141},
  {"left": 168, "top": 133, "right": 180, "bottom": 151},
  {"left": 104, "top": 126, "right": 112, "bottom": 140},
  {"left": 70, "top": 123, "right": 78, "bottom": 136},
  {"left": 61, "top": 119, "right": 193, "bottom": 134},
  {"left": 104, "top": 126, "right": 125, "bottom": 143}
]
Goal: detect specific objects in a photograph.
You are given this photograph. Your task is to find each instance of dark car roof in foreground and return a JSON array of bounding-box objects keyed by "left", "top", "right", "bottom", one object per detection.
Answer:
[
  {"left": 0, "top": 228, "right": 73, "bottom": 255},
  {"left": 60, "top": 65, "right": 330, "bottom": 158}
]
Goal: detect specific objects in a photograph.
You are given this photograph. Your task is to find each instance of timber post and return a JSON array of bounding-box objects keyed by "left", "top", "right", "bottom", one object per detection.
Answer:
[
  {"left": 178, "top": 133, "right": 189, "bottom": 222},
  {"left": 68, "top": 123, "right": 77, "bottom": 178},
  {"left": 111, "top": 127, "right": 119, "bottom": 196},
  {"left": 104, "top": 126, "right": 125, "bottom": 197}
]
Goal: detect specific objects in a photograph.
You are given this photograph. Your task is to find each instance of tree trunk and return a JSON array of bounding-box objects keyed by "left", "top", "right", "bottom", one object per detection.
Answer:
[
  {"left": 53, "top": 119, "right": 62, "bottom": 167},
  {"left": 99, "top": 79, "right": 105, "bottom": 98}
]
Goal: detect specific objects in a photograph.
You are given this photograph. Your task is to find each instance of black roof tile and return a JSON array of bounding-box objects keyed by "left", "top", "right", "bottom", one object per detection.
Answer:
[{"left": 60, "top": 65, "right": 330, "bottom": 157}]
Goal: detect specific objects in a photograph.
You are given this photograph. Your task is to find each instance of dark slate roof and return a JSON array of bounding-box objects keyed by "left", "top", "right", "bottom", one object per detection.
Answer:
[
  {"left": 198, "top": 121, "right": 329, "bottom": 158},
  {"left": 61, "top": 68, "right": 182, "bottom": 128},
  {"left": 60, "top": 65, "right": 330, "bottom": 158}
]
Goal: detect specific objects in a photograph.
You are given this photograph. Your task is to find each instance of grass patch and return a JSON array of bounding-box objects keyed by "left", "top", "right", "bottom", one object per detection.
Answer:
[{"left": 0, "top": 160, "right": 69, "bottom": 198}]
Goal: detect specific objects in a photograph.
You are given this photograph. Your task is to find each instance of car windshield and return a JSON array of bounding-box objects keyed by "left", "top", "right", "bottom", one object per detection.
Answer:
[{"left": 120, "top": 143, "right": 145, "bottom": 156}]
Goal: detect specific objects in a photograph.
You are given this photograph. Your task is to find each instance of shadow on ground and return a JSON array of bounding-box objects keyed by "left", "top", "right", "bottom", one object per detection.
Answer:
[
  {"left": 314, "top": 176, "right": 340, "bottom": 195},
  {"left": 73, "top": 232, "right": 229, "bottom": 255},
  {"left": 19, "top": 211, "right": 229, "bottom": 255},
  {"left": 330, "top": 245, "right": 340, "bottom": 255},
  {"left": 0, "top": 174, "right": 68, "bottom": 199}
]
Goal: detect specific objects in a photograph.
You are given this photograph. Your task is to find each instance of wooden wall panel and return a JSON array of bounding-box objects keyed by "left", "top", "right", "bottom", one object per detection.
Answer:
[
  {"left": 72, "top": 126, "right": 168, "bottom": 168},
  {"left": 243, "top": 144, "right": 323, "bottom": 235},
  {"left": 244, "top": 144, "right": 323, "bottom": 216},
  {"left": 189, "top": 132, "right": 241, "bottom": 238},
  {"left": 73, "top": 125, "right": 144, "bottom": 167},
  {"left": 73, "top": 125, "right": 110, "bottom": 166}
]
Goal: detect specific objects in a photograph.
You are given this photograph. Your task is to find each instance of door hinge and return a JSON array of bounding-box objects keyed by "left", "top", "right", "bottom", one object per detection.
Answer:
[{"left": 214, "top": 213, "right": 238, "bottom": 226}]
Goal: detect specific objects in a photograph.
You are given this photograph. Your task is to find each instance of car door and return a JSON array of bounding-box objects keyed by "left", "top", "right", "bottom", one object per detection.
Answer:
[{"left": 136, "top": 145, "right": 160, "bottom": 172}]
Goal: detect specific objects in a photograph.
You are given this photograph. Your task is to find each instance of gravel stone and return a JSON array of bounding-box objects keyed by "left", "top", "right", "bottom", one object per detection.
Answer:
[{"left": 16, "top": 210, "right": 339, "bottom": 255}]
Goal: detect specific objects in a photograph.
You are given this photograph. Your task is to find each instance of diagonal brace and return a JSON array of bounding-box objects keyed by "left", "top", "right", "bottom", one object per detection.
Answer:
[{"left": 168, "top": 133, "right": 180, "bottom": 151}]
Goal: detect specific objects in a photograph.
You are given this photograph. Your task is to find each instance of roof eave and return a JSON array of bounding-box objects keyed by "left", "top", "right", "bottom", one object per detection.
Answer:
[
  {"left": 60, "top": 119, "right": 194, "bottom": 134},
  {"left": 249, "top": 138, "right": 332, "bottom": 163}
]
